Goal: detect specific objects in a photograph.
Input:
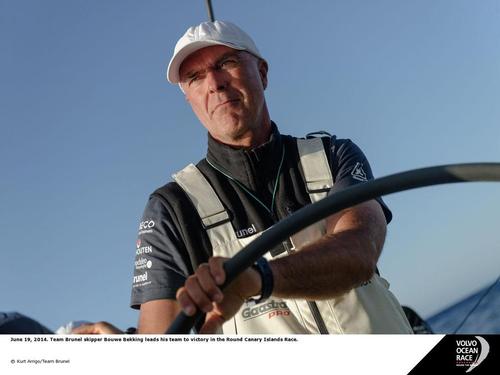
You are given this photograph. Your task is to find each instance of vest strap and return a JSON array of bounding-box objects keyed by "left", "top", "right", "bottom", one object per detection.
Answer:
[
  {"left": 173, "top": 164, "right": 237, "bottom": 246},
  {"left": 296, "top": 138, "right": 334, "bottom": 203},
  {"left": 173, "top": 164, "right": 230, "bottom": 228}
]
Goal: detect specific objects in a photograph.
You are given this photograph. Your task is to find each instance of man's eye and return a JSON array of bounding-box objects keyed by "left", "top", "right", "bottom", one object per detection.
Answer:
[
  {"left": 220, "top": 58, "right": 239, "bottom": 68},
  {"left": 188, "top": 75, "right": 200, "bottom": 85}
]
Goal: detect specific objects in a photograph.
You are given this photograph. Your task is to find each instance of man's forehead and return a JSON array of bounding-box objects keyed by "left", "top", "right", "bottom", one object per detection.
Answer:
[{"left": 179, "top": 45, "right": 239, "bottom": 77}]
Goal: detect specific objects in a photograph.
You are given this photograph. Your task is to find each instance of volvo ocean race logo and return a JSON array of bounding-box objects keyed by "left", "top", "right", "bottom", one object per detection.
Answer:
[{"left": 455, "top": 336, "right": 490, "bottom": 372}]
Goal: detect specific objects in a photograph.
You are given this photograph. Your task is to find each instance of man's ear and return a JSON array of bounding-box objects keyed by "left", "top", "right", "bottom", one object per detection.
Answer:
[{"left": 258, "top": 59, "right": 269, "bottom": 90}]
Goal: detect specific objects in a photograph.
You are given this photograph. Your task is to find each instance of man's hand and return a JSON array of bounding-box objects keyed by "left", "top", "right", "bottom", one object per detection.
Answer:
[
  {"left": 72, "top": 321, "right": 123, "bottom": 335},
  {"left": 174, "top": 202, "right": 385, "bottom": 333},
  {"left": 176, "top": 256, "right": 262, "bottom": 333}
]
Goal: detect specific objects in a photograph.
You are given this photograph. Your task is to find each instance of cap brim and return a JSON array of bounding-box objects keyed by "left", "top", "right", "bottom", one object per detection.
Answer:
[{"left": 167, "top": 40, "right": 246, "bottom": 84}]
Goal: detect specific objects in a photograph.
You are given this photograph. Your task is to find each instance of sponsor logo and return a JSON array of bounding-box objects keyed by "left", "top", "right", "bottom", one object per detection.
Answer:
[
  {"left": 136, "top": 245, "right": 153, "bottom": 256},
  {"left": 241, "top": 300, "right": 291, "bottom": 321},
  {"left": 351, "top": 162, "right": 368, "bottom": 182},
  {"left": 133, "top": 271, "right": 148, "bottom": 283},
  {"left": 132, "top": 271, "right": 151, "bottom": 288},
  {"left": 455, "top": 336, "right": 490, "bottom": 372},
  {"left": 135, "top": 257, "right": 153, "bottom": 270},
  {"left": 235, "top": 224, "right": 257, "bottom": 238},
  {"left": 138, "top": 220, "right": 155, "bottom": 235},
  {"left": 136, "top": 238, "right": 153, "bottom": 256}
]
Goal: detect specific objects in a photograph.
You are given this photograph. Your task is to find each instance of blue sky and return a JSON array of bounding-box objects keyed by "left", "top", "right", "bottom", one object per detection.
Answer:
[{"left": 1, "top": 0, "right": 499, "bottom": 332}]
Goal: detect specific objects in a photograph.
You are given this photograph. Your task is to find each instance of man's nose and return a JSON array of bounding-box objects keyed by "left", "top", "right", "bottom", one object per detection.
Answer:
[{"left": 206, "top": 69, "right": 228, "bottom": 93}]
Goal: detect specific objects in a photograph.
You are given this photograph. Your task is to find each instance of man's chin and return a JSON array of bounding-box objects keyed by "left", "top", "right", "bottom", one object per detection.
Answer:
[
  {"left": 216, "top": 119, "right": 246, "bottom": 136},
  {"left": 207, "top": 115, "right": 258, "bottom": 145},
  {"left": 213, "top": 127, "right": 253, "bottom": 147}
]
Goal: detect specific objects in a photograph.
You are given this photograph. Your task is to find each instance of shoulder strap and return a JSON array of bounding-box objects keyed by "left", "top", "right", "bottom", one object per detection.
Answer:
[
  {"left": 296, "top": 137, "right": 334, "bottom": 203},
  {"left": 172, "top": 164, "right": 237, "bottom": 247}
]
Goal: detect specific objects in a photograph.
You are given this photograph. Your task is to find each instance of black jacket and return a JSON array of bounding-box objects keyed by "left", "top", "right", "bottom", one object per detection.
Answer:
[{"left": 130, "top": 124, "right": 391, "bottom": 309}]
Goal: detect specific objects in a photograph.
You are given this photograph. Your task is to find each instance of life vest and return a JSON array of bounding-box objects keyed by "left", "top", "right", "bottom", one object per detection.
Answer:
[{"left": 173, "top": 137, "right": 413, "bottom": 334}]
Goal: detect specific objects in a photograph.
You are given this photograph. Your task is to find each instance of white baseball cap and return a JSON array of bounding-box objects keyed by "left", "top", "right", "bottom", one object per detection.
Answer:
[{"left": 167, "top": 20, "right": 263, "bottom": 84}]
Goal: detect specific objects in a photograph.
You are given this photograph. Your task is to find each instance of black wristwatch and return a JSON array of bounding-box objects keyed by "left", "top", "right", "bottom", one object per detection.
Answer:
[{"left": 246, "top": 257, "right": 274, "bottom": 306}]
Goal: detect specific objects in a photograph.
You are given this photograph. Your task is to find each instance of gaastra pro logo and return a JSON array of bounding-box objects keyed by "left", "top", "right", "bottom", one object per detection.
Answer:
[
  {"left": 138, "top": 220, "right": 155, "bottom": 235},
  {"left": 456, "top": 336, "right": 490, "bottom": 372},
  {"left": 242, "top": 300, "right": 290, "bottom": 321}
]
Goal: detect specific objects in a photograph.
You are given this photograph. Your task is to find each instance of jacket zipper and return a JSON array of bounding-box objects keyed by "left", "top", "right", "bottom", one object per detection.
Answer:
[{"left": 307, "top": 301, "right": 329, "bottom": 334}]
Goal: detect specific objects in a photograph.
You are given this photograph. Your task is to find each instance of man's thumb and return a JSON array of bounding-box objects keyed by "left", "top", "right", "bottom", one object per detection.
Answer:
[{"left": 199, "top": 312, "right": 225, "bottom": 334}]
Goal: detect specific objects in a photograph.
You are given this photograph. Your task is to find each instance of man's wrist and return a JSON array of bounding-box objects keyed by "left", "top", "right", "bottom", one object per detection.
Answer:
[{"left": 246, "top": 257, "right": 274, "bottom": 306}]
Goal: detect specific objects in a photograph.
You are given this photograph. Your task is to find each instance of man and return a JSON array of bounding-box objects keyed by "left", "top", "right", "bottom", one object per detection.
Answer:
[{"left": 76, "top": 20, "right": 412, "bottom": 334}]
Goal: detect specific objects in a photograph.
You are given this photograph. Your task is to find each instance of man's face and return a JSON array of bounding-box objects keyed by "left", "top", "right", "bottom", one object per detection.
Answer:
[{"left": 179, "top": 45, "right": 269, "bottom": 146}]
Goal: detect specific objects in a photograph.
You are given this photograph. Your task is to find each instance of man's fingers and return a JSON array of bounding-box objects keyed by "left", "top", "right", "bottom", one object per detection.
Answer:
[
  {"left": 208, "top": 257, "right": 226, "bottom": 285},
  {"left": 176, "top": 288, "right": 196, "bottom": 316},
  {"left": 175, "top": 257, "right": 230, "bottom": 317},
  {"left": 177, "top": 276, "right": 214, "bottom": 315},
  {"left": 196, "top": 264, "right": 223, "bottom": 303}
]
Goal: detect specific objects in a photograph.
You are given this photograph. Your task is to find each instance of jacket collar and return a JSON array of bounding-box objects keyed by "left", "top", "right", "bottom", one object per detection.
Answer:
[{"left": 206, "top": 122, "right": 283, "bottom": 191}]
